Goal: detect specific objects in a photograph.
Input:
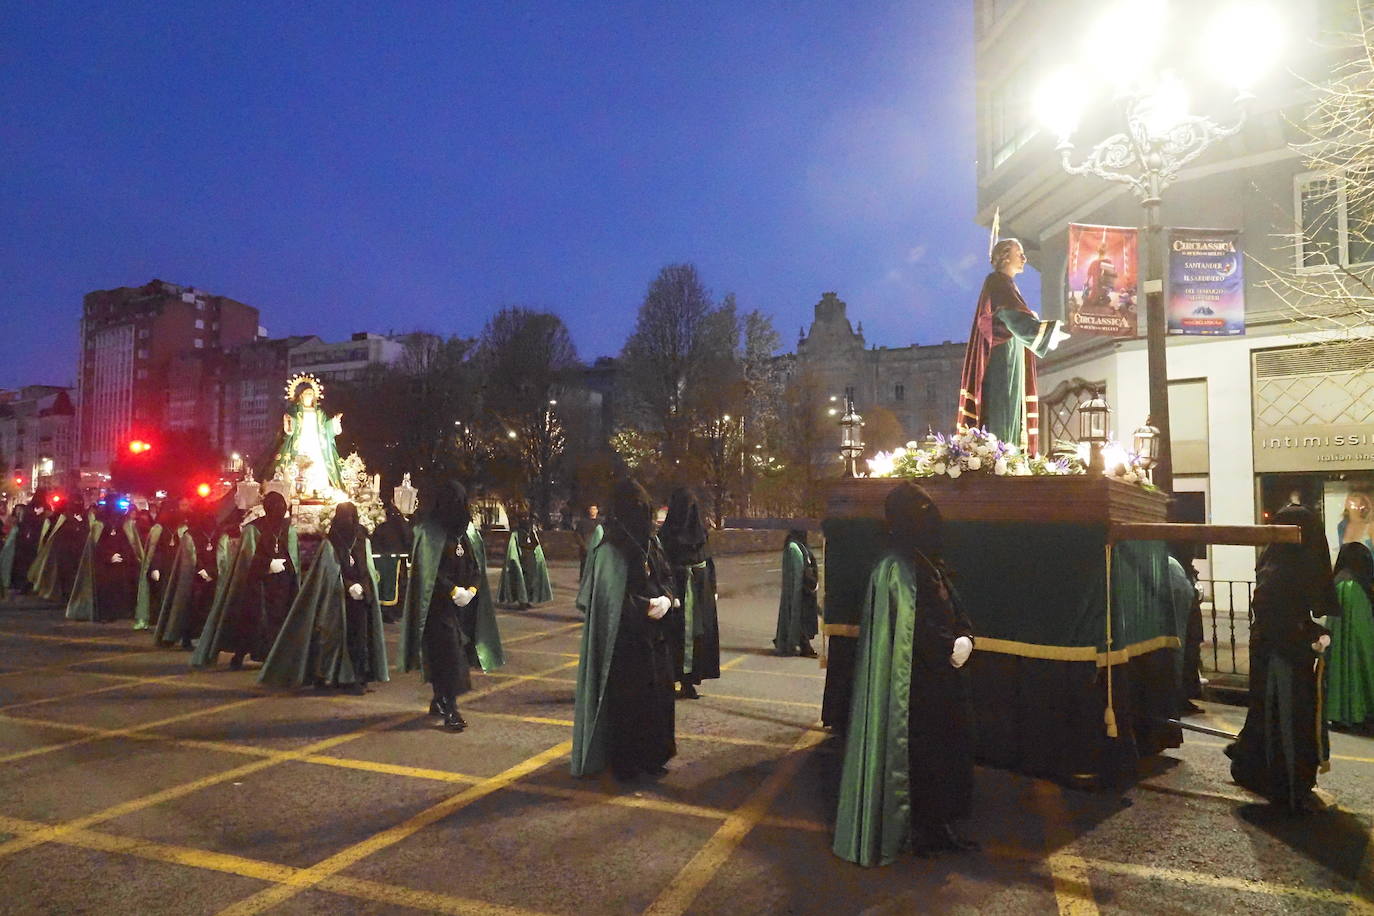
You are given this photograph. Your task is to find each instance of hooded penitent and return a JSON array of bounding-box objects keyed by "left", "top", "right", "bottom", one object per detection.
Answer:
[{"left": 658, "top": 486, "right": 719, "bottom": 686}]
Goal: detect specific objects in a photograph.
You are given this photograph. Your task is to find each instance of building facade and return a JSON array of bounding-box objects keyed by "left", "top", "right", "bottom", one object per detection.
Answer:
[
  {"left": 287, "top": 333, "right": 405, "bottom": 383},
  {"left": 794, "top": 292, "right": 965, "bottom": 447},
  {"left": 0, "top": 386, "right": 77, "bottom": 496},
  {"left": 973, "top": 0, "right": 1363, "bottom": 581},
  {"left": 77, "top": 279, "right": 259, "bottom": 474}
]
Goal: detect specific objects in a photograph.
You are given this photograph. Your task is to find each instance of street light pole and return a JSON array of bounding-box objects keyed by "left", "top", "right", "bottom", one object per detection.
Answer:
[{"left": 1055, "top": 89, "right": 1248, "bottom": 495}]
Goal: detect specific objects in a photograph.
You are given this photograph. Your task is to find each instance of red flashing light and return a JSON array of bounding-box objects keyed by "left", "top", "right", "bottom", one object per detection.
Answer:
[
  {"left": 128, "top": 440, "right": 152, "bottom": 455},
  {"left": 50, "top": 494, "right": 63, "bottom": 505},
  {"left": 12, "top": 475, "right": 22, "bottom": 486},
  {"left": 196, "top": 483, "right": 212, "bottom": 498}
]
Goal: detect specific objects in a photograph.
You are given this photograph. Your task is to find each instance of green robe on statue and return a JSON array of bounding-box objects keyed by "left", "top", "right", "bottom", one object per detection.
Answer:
[
  {"left": 398, "top": 519, "right": 504, "bottom": 676},
  {"left": 1328, "top": 578, "right": 1374, "bottom": 727},
  {"left": 571, "top": 541, "right": 628, "bottom": 776},
  {"left": 258, "top": 538, "right": 390, "bottom": 688}
]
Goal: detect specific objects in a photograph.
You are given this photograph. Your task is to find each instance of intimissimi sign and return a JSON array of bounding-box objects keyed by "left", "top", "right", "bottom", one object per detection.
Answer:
[{"left": 1254, "top": 428, "right": 1374, "bottom": 472}]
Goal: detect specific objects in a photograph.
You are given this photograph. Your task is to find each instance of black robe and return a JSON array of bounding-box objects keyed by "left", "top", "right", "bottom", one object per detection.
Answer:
[
  {"left": 184, "top": 528, "right": 220, "bottom": 647},
  {"left": 605, "top": 534, "right": 678, "bottom": 779},
  {"left": 339, "top": 534, "right": 379, "bottom": 682},
  {"left": 147, "top": 522, "right": 182, "bottom": 626},
  {"left": 371, "top": 514, "right": 412, "bottom": 622},
  {"left": 12, "top": 508, "right": 46, "bottom": 592},
  {"left": 93, "top": 522, "right": 137, "bottom": 621},
  {"left": 223, "top": 517, "right": 298, "bottom": 661},
  {"left": 425, "top": 529, "right": 482, "bottom": 700},
  {"left": 53, "top": 512, "right": 89, "bottom": 602},
  {"left": 662, "top": 539, "right": 721, "bottom": 686}
]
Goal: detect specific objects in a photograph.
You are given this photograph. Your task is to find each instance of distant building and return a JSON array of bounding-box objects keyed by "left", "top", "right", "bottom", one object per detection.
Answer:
[
  {"left": 287, "top": 333, "right": 405, "bottom": 383},
  {"left": 793, "top": 292, "right": 965, "bottom": 444},
  {"left": 77, "top": 279, "right": 259, "bottom": 474},
  {"left": 221, "top": 336, "right": 316, "bottom": 465},
  {"left": 0, "top": 386, "right": 77, "bottom": 495}
]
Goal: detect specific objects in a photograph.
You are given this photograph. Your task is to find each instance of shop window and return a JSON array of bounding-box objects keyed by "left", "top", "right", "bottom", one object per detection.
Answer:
[{"left": 894, "top": 384, "right": 905, "bottom": 401}]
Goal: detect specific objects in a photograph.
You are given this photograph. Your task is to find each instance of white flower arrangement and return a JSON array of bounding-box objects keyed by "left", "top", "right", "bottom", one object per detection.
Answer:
[{"left": 865, "top": 427, "right": 1154, "bottom": 489}]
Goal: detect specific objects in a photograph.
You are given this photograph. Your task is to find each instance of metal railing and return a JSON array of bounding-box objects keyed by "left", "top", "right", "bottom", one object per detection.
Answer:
[{"left": 1197, "top": 578, "right": 1255, "bottom": 677}]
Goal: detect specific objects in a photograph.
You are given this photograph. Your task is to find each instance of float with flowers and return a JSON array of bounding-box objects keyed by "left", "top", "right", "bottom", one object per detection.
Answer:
[{"left": 819, "top": 426, "right": 1181, "bottom": 785}]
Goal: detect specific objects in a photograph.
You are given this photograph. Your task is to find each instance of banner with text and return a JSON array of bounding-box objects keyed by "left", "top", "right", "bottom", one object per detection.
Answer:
[
  {"left": 1064, "top": 223, "right": 1138, "bottom": 338},
  {"left": 1167, "top": 228, "right": 1245, "bottom": 336}
]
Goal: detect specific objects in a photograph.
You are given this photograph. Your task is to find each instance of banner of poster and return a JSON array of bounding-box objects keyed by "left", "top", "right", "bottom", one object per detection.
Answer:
[
  {"left": 1167, "top": 228, "right": 1245, "bottom": 335},
  {"left": 1064, "top": 223, "right": 1138, "bottom": 338}
]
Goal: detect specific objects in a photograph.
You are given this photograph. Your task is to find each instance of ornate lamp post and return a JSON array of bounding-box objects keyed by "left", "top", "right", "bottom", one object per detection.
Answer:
[
  {"left": 839, "top": 394, "right": 865, "bottom": 478},
  {"left": 1078, "top": 390, "right": 1111, "bottom": 474},
  {"left": 1035, "top": 1, "right": 1283, "bottom": 496}
]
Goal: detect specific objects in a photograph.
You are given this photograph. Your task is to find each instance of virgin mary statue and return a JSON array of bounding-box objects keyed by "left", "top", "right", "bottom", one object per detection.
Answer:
[{"left": 273, "top": 374, "right": 345, "bottom": 497}]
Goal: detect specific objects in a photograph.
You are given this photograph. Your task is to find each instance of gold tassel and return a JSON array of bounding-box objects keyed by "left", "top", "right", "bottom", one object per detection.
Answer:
[{"left": 1104, "top": 544, "right": 1118, "bottom": 738}]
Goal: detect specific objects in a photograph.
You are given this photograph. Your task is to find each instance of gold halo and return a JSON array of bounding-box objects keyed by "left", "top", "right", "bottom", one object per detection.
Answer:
[{"left": 285, "top": 373, "right": 324, "bottom": 402}]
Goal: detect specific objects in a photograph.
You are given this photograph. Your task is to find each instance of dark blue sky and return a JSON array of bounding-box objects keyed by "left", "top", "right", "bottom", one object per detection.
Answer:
[{"left": 1, "top": 1, "right": 1021, "bottom": 389}]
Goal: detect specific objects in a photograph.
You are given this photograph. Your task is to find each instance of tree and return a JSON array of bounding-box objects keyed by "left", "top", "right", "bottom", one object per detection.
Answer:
[
  {"left": 478, "top": 308, "right": 580, "bottom": 525},
  {"left": 1261, "top": 10, "right": 1374, "bottom": 336},
  {"left": 617, "top": 264, "right": 719, "bottom": 467}
]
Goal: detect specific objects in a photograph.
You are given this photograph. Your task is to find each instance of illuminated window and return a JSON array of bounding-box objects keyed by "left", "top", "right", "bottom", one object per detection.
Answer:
[{"left": 988, "top": 62, "right": 1036, "bottom": 170}]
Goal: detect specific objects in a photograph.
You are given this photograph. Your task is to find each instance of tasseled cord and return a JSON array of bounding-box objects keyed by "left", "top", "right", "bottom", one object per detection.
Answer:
[{"left": 1103, "top": 543, "right": 1119, "bottom": 738}]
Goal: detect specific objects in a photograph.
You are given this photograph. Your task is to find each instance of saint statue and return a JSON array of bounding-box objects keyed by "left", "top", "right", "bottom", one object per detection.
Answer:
[
  {"left": 956, "top": 238, "right": 1070, "bottom": 455},
  {"left": 273, "top": 374, "right": 345, "bottom": 498}
]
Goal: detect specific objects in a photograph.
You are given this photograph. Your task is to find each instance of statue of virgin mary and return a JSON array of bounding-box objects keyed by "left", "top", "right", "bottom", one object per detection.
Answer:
[{"left": 272, "top": 374, "right": 345, "bottom": 498}]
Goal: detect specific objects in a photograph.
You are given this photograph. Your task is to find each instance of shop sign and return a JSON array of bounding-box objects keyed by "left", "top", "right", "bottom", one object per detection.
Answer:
[{"left": 1254, "top": 425, "right": 1374, "bottom": 472}]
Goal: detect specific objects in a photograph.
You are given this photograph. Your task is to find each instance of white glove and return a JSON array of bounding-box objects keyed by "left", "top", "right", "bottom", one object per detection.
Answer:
[
  {"left": 151, "top": 569, "right": 160, "bottom": 582},
  {"left": 110, "top": 553, "right": 123, "bottom": 564},
  {"left": 197, "top": 569, "right": 211, "bottom": 582},
  {"left": 348, "top": 582, "right": 364, "bottom": 600},
  {"left": 672, "top": 597, "right": 681, "bottom": 609},
  {"left": 269, "top": 558, "right": 287, "bottom": 574},
  {"left": 1048, "top": 324, "right": 1071, "bottom": 350},
  {"left": 451, "top": 586, "right": 475, "bottom": 607},
  {"left": 647, "top": 596, "right": 671, "bottom": 619},
  {"left": 951, "top": 636, "right": 974, "bottom": 668},
  {"left": 1313, "top": 634, "right": 1331, "bottom": 652}
]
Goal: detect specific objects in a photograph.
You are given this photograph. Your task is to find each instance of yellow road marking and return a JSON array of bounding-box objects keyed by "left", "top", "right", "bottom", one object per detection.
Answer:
[
  {"left": 643, "top": 727, "right": 825, "bottom": 916},
  {"left": 0, "top": 695, "right": 267, "bottom": 765},
  {"left": 502, "top": 647, "right": 580, "bottom": 659},
  {"left": 0, "top": 813, "right": 551, "bottom": 916},
  {"left": 0, "top": 647, "right": 169, "bottom": 679},
  {"left": 0, "top": 672, "right": 189, "bottom": 711},
  {"left": 212, "top": 740, "right": 572, "bottom": 915},
  {"left": 0, "top": 708, "right": 420, "bottom": 861},
  {"left": 1032, "top": 781, "right": 1100, "bottom": 915},
  {"left": 0, "top": 628, "right": 149, "bottom": 646},
  {"left": 478, "top": 669, "right": 823, "bottom": 712},
  {"left": 501, "top": 621, "right": 582, "bottom": 645},
  {"left": 718, "top": 654, "right": 748, "bottom": 672}
]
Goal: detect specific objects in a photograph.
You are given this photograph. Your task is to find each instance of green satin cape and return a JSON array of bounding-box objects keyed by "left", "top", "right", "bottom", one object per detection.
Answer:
[
  {"left": 832, "top": 553, "right": 917, "bottom": 867},
  {"left": 774, "top": 541, "right": 818, "bottom": 656},
  {"left": 398, "top": 519, "right": 504, "bottom": 675},
  {"left": 258, "top": 537, "right": 390, "bottom": 688},
  {"left": 191, "top": 524, "right": 299, "bottom": 667},
  {"left": 570, "top": 540, "right": 626, "bottom": 777},
  {"left": 498, "top": 533, "right": 554, "bottom": 606},
  {"left": 28, "top": 516, "right": 66, "bottom": 601},
  {"left": 65, "top": 521, "right": 142, "bottom": 622}
]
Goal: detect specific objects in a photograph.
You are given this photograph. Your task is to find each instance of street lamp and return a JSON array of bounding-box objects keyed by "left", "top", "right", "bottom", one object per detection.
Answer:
[
  {"left": 1035, "top": 1, "right": 1283, "bottom": 496},
  {"left": 1132, "top": 418, "right": 1161, "bottom": 482},
  {"left": 839, "top": 394, "right": 864, "bottom": 478}
]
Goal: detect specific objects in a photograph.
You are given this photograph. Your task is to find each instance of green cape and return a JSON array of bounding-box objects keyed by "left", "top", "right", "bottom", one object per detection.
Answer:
[
  {"left": 27, "top": 515, "right": 66, "bottom": 601},
  {"left": 132, "top": 523, "right": 171, "bottom": 630},
  {"left": 65, "top": 521, "right": 142, "bottom": 622},
  {"left": 258, "top": 537, "right": 390, "bottom": 688},
  {"left": 833, "top": 553, "right": 917, "bottom": 867},
  {"left": 570, "top": 540, "right": 627, "bottom": 776},
  {"left": 1328, "top": 578, "right": 1374, "bottom": 727},
  {"left": 191, "top": 524, "right": 299, "bottom": 667},
  {"left": 152, "top": 531, "right": 222, "bottom": 646},
  {"left": 0, "top": 524, "right": 19, "bottom": 596},
  {"left": 498, "top": 532, "right": 554, "bottom": 606},
  {"left": 774, "top": 540, "right": 818, "bottom": 656},
  {"left": 398, "top": 519, "right": 504, "bottom": 675}
]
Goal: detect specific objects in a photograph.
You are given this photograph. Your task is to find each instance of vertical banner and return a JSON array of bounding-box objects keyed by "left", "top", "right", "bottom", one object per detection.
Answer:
[
  {"left": 1064, "top": 223, "right": 1139, "bottom": 338},
  {"left": 1168, "top": 228, "right": 1245, "bottom": 335}
]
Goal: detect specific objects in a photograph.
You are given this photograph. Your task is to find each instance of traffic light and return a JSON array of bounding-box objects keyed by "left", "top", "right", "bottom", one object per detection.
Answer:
[{"left": 196, "top": 482, "right": 212, "bottom": 498}]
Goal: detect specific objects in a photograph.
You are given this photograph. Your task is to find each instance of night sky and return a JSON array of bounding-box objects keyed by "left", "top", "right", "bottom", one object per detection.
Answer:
[{"left": 1, "top": 1, "right": 1031, "bottom": 390}]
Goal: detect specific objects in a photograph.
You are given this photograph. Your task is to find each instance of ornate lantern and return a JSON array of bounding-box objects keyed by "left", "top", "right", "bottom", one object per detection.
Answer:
[
  {"left": 922, "top": 428, "right": 940, "bottom": 452},
  {"left": 1132, "top": 417, "right": 1161, "bottom": 481},
  {"left": 393, "top": 472, "right": 419, "bottom": 517},
  {"left": 234, "top": 466, "right": 261, "bottom": 510},
  {"left": 1078, "top": 389, "right": 1111, "bottom": 473},
  {"left": 839, "top": 394, "right": 865, "bottom": 478}
]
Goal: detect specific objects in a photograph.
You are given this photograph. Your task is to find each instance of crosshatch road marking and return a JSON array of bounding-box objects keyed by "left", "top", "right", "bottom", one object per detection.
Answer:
[
  {"left": 644, "top": 727, "right": 826, "bottom": 916},
  {"left": 0, "top": 647, "right": 169, "bottom": 679},
  {"left": 211, "top": 740, "right": 574, "bottom": 915},
  {"left": 1033, "top": 780, "right": 1100, "bottom": 916}
]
